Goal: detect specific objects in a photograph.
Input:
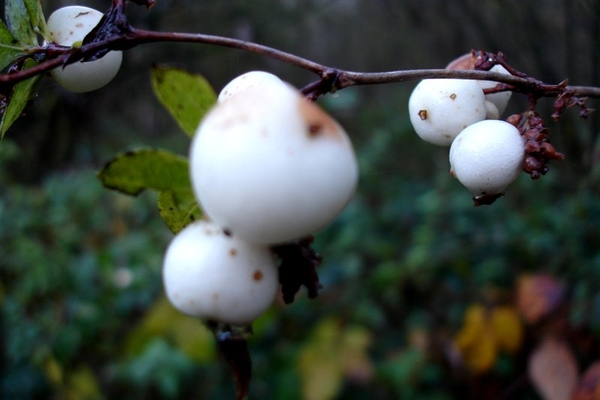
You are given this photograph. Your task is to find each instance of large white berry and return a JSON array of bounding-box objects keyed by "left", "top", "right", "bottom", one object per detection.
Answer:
[
  {"left": 449, "top": 119, "right": 525, "bottom": 197},
  {"left": 46, "top": 6, "right": 123, "bottom": 93},
  {"left": 408, "top": 79, "right": 487, "bottom": 146},
  {"left": 190, "top": 82, "right": 358, "bottom": 245},
  {"left": 162, "top": 220, "right": 279, "bottom": 325},
  {"left": 218, "top": 71, "right": 286, "bottom": 103}
]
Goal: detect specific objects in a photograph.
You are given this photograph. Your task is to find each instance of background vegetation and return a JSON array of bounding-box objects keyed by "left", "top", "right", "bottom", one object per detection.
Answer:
[{"left": 1, "top": 0, "right": 599, "bottom": 399}]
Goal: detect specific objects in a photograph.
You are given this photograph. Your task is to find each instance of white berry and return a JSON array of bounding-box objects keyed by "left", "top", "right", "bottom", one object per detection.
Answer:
[
  {"left": 46, "top": 6, "right": 123, "bottom": 93},
  {"left": 449, "top": 120, "right": 525, "bottom": 196},
  {"left": 478, "top": 65, "right": 513, "bottom": 116},
  {"left": 218, "top": 71, "right": 286, "bottom": 103},
  {"left": 409, "top": 79, "right": 487, "bottom": 146},
  {"left": 190, "top": 82, "right": 358, "bottom": 245},
  {"left": 162, "top": 220, "right": 279, "bottom": 325}
]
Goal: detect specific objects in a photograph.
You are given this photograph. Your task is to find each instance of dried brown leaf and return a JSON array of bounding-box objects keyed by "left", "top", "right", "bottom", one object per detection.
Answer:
[
  {"left": 528, "top": 337, "right": 578, "bottom": 400},
  {"left": 517, "top": 274, "right": 565, "bottom": 324},
  {"left": 573, "top": 361, "right": 600, "bottom": 400}
]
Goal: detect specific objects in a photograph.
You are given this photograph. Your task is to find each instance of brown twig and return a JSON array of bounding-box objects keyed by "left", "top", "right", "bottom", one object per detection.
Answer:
[{"left": 2, "top": 16, "right": 600, "bottom": 101}]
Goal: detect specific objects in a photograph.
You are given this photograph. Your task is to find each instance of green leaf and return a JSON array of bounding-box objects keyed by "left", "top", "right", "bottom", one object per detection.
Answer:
[
  {"left": 97, "top": 148, "right": 201, "bottom": 233},
  {"left": 0, "top": 19, "right": 23, "bottom": 70},
  {"left": 23, "top": 0, "right": 46, "bottom": 36},
  {"left": 0, "top": 59, "right": 42, "bottom": 138},
  {"left": 5, "top": 0, "right": 37, "bottom": 46},
  {"left": 151, "top": 65, "right": 217, "bottom": 137},
  {"left": 157, "top": 190, "right": 200, "bottom": 235}
]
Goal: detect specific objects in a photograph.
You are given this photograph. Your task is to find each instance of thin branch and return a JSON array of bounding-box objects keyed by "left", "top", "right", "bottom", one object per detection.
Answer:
[{"left": 1, "top": 22, "right": 600, "bottom": 101}]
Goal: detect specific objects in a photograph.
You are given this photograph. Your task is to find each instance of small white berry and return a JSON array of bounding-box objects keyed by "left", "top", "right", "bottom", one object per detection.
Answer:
[
  {"left": 46, "top": 6, "right": 122, "bottom": 93},
  {"left": 449, "top": 120, "right": 525, "bottom": 197},
  {"left": 408, "top": 79, "right": 487, "bottom": 146},
  {"left": 190, "top": 82, "right": 358, "bottom": 244},
  {"left": 162, "top": 220, "right": 279, "bottom": 325},
  {"left": 478, "top": 65, "right": 513, "bottom": 116}
]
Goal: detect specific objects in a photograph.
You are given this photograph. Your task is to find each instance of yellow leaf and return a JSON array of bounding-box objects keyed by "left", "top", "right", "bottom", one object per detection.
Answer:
[
  {"left": 453, "top": 304, "right": 497, "bottom": 373},
  {"left": 340, "top": 326, "right": 374, "bottom": 383},
  {"left": 464, "top": 331, "right": 497, "bottom": 373},
  {"left": 43, "top": 355, "right": 63, "bottom": 385},
  {"left": 454, "top": 304, "right": 487, "bottom": 352},
  {"left": 297, "top": 318, "right": 344, "bottom": 400},
  {"left": 490, "top": 306, "right": 523, "bottom": 354},
  {"left": 298, "top": 345, "right": 343, "bottom": 400},
  {"left": 171, "top": 317, "right": 215, "bottom": 363},
  {"left": 65, "top": 366, "right": 101, "bottom": 400},
  {"left": 124, "top": 296, "right": 215, "bottom": 363}
]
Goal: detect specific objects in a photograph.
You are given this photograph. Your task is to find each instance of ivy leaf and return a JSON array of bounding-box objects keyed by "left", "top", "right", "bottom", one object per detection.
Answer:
[
  {"left": 5, "top": 0, "right": 37, "bottom": 46},
  {"left": 151, "top": 64, "right": 217, "bottom": 137},
  {"left": 97, "top": 148, "right": 201, "bottom": 233},
  {"left": 0, "top": 59, "right": 42, "bottom": 138}
]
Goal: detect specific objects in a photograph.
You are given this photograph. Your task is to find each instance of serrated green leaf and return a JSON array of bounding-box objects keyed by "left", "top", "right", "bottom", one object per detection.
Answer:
[
  {"left": 5, "top": 0, "right": 37, "bottom": 46},
  {"left": 23, "top": 0, "right": 46, "bottom": 36},
  {"left": 0, "top": 19, "right": 24, "bottom": 70},
  {"left": 151, "top": 65, "right": 217, "bottom": 137},
  {"left": 0, "top": 59, "right": 41, "bottom": 138},
  {"left": 97, "top": 148, "right": 201, "bottom": 233}
]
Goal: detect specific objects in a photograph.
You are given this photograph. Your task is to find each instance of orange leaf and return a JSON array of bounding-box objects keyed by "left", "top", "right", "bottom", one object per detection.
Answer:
[
  {"left": 528, "top": 337, "right": 579, "bottom": 400},
  {"left": 573, "top": 361, "right": 600, "bottom": 400},
  {"left": 517, "top": 274, "right": 565, "bottom": 324}
]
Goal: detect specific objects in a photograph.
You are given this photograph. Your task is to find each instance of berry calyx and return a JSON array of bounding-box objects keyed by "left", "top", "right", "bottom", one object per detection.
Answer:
[{"left": 46, "top": 6, "right": 123, "bottom": 93}]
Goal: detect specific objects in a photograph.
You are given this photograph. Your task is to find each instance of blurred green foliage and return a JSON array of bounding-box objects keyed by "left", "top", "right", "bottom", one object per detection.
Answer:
[{"left": 2, "top": 97, "right": 600, "bottom": 398}]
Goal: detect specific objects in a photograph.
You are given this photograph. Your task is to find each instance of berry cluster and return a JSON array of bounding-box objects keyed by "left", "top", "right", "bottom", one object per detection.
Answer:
[
  {"left": 163, "top": 71, "right": 359, "bottom": 325},
  {"left": 409, "top": 52, "right": 565, "bottom": 205}
]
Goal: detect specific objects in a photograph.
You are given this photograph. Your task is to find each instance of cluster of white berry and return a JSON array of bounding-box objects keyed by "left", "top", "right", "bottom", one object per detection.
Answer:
[
  {"left": 408, "top": 58, "right": 525, "bottom": 205},
  {"left": 163, "top": 72, "right": 359, "bottom": 325},
  {"left": 45, "top": 6, "right": 122, "bottom": 93}
]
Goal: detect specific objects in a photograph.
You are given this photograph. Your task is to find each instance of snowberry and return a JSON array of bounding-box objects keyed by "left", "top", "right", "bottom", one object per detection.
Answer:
[
  {"left": 162, "top": 220, "right": 279, "bottom": 325},
  {"left": 408, "top": 79, "right": 487, "bottom": 146},
  {"left": 218, "top": 71, "right": 286, "bottom": 103},
  {"left": 446, "top": 54, "right": 513, "bottom": 116},
  {"left": 449, "top": 120, "right": 525, "bottom": 197},
  {"left": 478, "top": 65, "right": 513, "bottom": 116},
  {"left": 46, "top": 6, "right": 123, "bottom": 93},
  {"left": 190, "top": 82, "right": 358, "bottom": 245}
]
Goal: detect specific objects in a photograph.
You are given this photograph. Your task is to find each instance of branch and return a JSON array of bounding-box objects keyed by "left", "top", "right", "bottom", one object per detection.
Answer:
[{"left": 2, "top": 5, "right": 600, "bottom": 102}]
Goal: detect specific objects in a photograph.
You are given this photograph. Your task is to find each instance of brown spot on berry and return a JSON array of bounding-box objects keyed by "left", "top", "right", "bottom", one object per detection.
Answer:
[
  {"left": 297, "top": 97, "right": 343, "bottom": 141},
  {"left": 308, "top": 123, "right": 322, "bottom": 136},
  {"left": 418, "top": 110, "right": 428, "bottom": 120},
  {"left": 450, "top": 93, "right": 457, "bottom": 100},
  {"left": 229, "top": 248, "right": 237, "bottom": 256},
  {"left": 253, "top": 270, "right": 263, "bottom": 281}
]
